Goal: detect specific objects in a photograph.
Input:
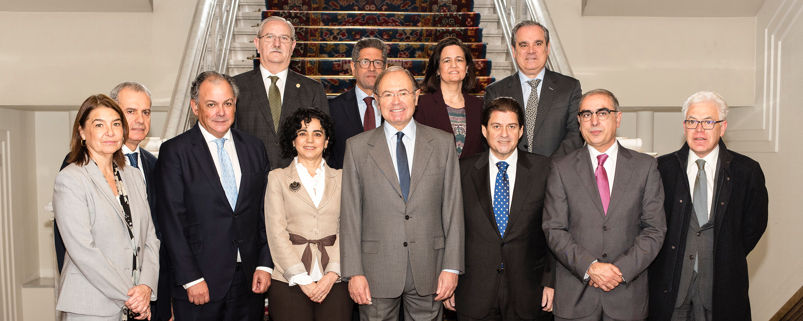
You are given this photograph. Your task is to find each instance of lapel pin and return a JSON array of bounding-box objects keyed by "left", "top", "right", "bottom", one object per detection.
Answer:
[
  {"left": 296, "top": 83, "right": 301, "bottom": 88},
  {"left": 289, "top": 181, "right": 301, "bottom": 192},
  {"left": 549, "top": 86, "right": 554, "bottom": 91}
]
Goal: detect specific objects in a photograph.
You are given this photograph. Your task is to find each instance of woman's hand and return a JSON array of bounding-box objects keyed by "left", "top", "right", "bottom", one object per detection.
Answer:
[
  {"left": 126, "top": 284, "right": 152, "bottom": 314},
  {"left": 309, "top": 272, "right": 338, "bottom": 303}
]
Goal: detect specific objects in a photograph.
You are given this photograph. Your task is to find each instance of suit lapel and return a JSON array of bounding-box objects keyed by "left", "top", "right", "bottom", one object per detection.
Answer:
[
  {"left": 284, "top": 164, "right": 317, "bottom": 209},
  {"left": 533, "top": 70, "right": 556, "bottom": 134},
  {"left": 280, "top": 71, "right": 304, "bottom": 131},
  {"left": 510, "top": 73, "right": 525, "bottom": 105},
  {"left": 84, "top": 161, "right": 127, "bottom": 224},
  {"left": 506, "top": 152, "right": 531, "bottom": 235},
  {"left": 471, "top": 152, "right": 498, "bottom": 237},
  {"left": 344, "top": 89, "right": 364, "bottom": 133},
  {"left": 575, "top": 147, "right": 606, "bottom": 216},
  {"left": 246, "top": 69, "right": 273, "bottom": 133},
  {"left": 190, "top": 125, "right": 231, "bottom": 211},
  {"left": 367, "top": 129, "right": 403, "bottom": 198},
  {"left": 408, "top": 124, "right": 434, "bottom": 200},
  {"left": 607, "top": 144, "right": 633, "bottom": 220},
  {"left": 712, "top": 142, "right": 733, "bottom": 230},
  {"left": 232, "top": 129, "right": 252, "bottom": 212},
  {"left": 318, "top": 165, "right": 338, "bottom": 210}
]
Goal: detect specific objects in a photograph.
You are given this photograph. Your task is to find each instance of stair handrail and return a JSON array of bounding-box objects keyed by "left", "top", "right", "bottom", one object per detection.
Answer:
[
  {"left": 162, "top": 0, "right": 240, "bottom": 140},
  {"left": 494, "top": 0, "right": 574, "bottom": 77}
]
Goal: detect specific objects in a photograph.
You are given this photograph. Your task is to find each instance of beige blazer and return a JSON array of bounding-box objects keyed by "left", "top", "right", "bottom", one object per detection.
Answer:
[
  {"left": 53, "top": 162, "right": 160, "bottom": 317},
  {"left": 265, "top": 162, "right": 342, "bottom": 283}
]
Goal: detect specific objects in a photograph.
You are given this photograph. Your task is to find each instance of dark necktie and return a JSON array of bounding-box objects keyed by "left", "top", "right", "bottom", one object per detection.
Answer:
[
  {"left": 595, "top": 154, "right": 610, "bottom": 214},
  {"left": 363, "top": 97, "right": 376, "bottom": 131},
  {"left": 525, "top": 79, "right": 541, "bottom": 152},
  {"left": 126, "top": 152, "right": 139, "bottom": 169},
  {"left": 493, "top": 161, "right": 510, "bottom": 237},
  {"left": 396, "top": 132, "right": 410, "bottom": 202},
  {"left": 268, "top": 75, "right": 282, "bottom": 131}
]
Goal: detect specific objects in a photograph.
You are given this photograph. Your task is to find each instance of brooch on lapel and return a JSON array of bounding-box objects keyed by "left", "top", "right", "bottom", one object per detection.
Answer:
[
  {"left": 295, "top": 83, "right": 301, "bottom": 88},
  {"left": 289, "top": 181, "right": 301, "bottom": 192}
]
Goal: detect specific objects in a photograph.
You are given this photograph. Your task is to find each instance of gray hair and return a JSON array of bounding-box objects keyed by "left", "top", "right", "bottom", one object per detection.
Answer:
[
  {"left": 374, "top": 66, "right": 417, "bottom": 92},
  {"left": 109, "top": 81, "right": 152, "bottom": 106},
  {"left": 352, "top": 37, "right": 387, "bottom": 62},
  {"left": 190, "top": 71, "right": 239, "bottom": 103},
  {"left": 511, "top": 20, "right": 550, "bottom": 47},
  {"left": 581, "top": 88, "right": 620, "bottom": 110},
  {"left": 681, "top": 91, "right": 728, "bottom": 120},
  {"left": 258, "top": 16, "right": 296, "bottom": 40}
]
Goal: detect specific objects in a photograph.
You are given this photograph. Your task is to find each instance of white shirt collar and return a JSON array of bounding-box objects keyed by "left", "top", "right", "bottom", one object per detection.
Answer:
[
  {"left": 259, "top": 64, "right": 289, "bottom": 80},
  {"left": 588, "top": 141, "right": 619, "bottom": 160},
  {"left": 489, "top": 148, "right": 518, "bottom": 167},
  {"left": 198, "top": 123, "right": 233, "bottom": 143},
  {"left": 122, "top": 144, "right": 140, "bottom": 154},
  {"left": 383, "top": 119, "right": 417, "bottom": 142},
  {"left": 518, "top": 67, "right": 546, "bottom": 84}
]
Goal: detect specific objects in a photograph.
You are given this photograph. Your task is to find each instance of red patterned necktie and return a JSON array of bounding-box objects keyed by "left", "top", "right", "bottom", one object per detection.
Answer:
[{"left": 595, "top": 154, "right": 610, "bottom": 214}]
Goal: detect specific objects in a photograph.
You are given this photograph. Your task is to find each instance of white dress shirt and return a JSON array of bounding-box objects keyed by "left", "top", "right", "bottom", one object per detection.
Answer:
[
  {"left": 122, "top": 145, "right": 146, "bottom": 183},
  {"left": 587, "top": 142, "right": 619, "bottom": 195},
  {"left": 260, "top": 64, "right": 289, "bottom": 103},
  {"left": 686, "top": 145, "right": 719, "bottom": 220},
  {"left": 355, "top": 86, "right": 382, "bottom": 128},
  {"left": 488, "top": 149, "right": 518, "bottom": 201},
  {"left": 518, "top": 68, "right": 546, "bottom": 109},
  {"left": 286, "top": 157, "right": 327, "bottom": 286},
  {"left": 184, "top": 125, "right": 271, "bottom": 289}
]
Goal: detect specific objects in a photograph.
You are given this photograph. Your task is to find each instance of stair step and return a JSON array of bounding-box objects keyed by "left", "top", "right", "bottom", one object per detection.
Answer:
[
  {"left": 295, "top": 26, "right": 483, "bottom": 42},
  {"left": 292, "top": 41, "right": 487, "bottom": 59},
  {"left": 265, "top": 0, "right": 475, "bottom": 12},
  {"left": 264, "top": 10, "right": 481, "bottom": 27},
  {"left": 288, "top": 58, "right": 491, "bottom": 76},
  {"left": 310, "top": 75, "right": 495, "bottom": 96}
]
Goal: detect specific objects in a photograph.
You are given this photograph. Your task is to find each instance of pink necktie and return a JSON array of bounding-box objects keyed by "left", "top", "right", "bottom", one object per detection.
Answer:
[
  {"left": 363, "top": 97, "right": 376, "bottom": 131},
  {"left": 595, "top": 154, "right": 610, "bottom": 214}
]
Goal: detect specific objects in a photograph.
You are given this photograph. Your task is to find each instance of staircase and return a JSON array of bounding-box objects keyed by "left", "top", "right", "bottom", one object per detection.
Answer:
[{"left": 227, "top": 0, "right": 499, "bottom": 96}]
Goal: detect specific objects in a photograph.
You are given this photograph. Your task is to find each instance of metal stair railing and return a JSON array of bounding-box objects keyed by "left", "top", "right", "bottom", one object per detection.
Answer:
[{"left": 162, "top": 0, "right": 240, "bottom": 140}]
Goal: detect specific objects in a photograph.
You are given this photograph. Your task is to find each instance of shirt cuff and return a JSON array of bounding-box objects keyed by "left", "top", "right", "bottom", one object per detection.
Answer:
[
  {"left": 288, "top": 273, "right": 314, "bottom": 286},
  {"left": 442, "top": 269, "right": 460, "bottom": 275},
  {"left": 183, "top": 278, "right": 204, "bottom": 289},
  {"left": 584, "top": 259, "right": 598, "bottom": 281},
  {"left": 256, "top": 266, "right": 273, "bottom": 274}
]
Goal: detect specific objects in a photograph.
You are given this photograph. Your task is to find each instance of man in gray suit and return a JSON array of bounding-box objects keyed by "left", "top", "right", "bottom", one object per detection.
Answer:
[
  {"left": 340, "top": 66, "right": 464, "bottom": 320},
  {"left": 542, "top": 89, "right": 666, "bottom": 321},
  {"left": 483, "top": 20, "right": 583, "bottom": 158},
  {"left": 234, "top": 15, "right": 329, "bottom": 169}
]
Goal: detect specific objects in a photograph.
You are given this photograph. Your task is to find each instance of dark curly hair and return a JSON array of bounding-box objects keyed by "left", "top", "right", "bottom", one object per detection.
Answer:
[
  {"left": 279, "top": 108, "right": 335, "bottom": 159},
  {"left": 421, "top": 37, "right": 477, "bottom": 94}
]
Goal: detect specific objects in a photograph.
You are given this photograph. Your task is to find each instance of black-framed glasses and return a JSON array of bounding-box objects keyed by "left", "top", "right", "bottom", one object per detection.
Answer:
[
  {"left": 578, "top": 108, "right": 618, "bottom": 121},
  {"left": 356, "top": 59, "right": 386, "bottom": 69},
  {"left": 684, "top": 119, "right": 724, "bottom": 130},
  {"left": 259, "top": 33, "right": 294, "bottom": 43}
]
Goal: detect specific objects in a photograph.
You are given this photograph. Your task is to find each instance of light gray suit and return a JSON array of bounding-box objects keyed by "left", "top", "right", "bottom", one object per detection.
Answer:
[
  {"left": 53, "top": 162, "right": 160, "bottom": 318},
  {"left": 542, "top": 144, "right": 666, "bottom": 320},
  {"left": 339, "top": 121, "right": 464, "bottom": 318}
]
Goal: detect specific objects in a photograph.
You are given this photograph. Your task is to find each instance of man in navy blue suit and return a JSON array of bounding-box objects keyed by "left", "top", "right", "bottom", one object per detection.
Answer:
[
  {"left": 327, "top": 37, "right": 387, "bottom": 168},
  {"left": 156, "top": 71, "right": 273, "bottom": 321}
]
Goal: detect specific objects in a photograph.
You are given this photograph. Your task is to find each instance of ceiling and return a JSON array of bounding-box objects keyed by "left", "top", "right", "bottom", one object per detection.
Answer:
[
  {"left": 582, "top": 0, "right": 765, "bottom": 17},
  {"left": 0, "top": 0, "right": 152, "bottom": 12}
]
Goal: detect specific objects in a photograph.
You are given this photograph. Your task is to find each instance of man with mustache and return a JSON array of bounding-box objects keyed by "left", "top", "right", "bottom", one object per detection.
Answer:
[
  {"left": 234, "top": 15, "right": 329, "bottom": 170},
  {"left": 483, "top": 20, "right": 583, "bottom": 158},
  {"left": 328, "top": 37, "right": 387, "bottom": 169}
]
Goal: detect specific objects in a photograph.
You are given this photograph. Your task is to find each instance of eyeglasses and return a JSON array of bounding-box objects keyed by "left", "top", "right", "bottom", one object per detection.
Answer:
[
  {"left": 684, "top": 119, "right": 724, "bottom": 130},
  {"left": 578, "top": 108, "right": 618, "bottom": 121},
  {"left": 259, "top": 33, "right": 294, "bottom": 44},
  {"left": 378, "top": 89, "right": 413, "bottom": 100},
  {"left": 356, "top": 59, "right": 386, "bottom": 69}
]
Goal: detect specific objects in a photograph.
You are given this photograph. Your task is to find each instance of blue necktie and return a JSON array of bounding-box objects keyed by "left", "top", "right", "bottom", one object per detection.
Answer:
[
  {"left": 396, "top": 132, "right": 410, "bottom": 202},
  {"left": 126, "top": 152, "right": 139, "bottom": 169},
  {"left": 493, "top": 161, "right": 510, "bottom": 237},
  {"left": 215, "top": 138, "right": 238, "bottom": 210}
]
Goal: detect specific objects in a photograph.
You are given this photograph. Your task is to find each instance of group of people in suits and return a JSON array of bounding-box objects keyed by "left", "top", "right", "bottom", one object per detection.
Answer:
[{"left": 50, "top": 14, "right": 768, "bottom": 321}]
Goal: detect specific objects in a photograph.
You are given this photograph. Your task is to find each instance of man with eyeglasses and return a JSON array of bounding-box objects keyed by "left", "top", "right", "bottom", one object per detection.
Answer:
[
  {"left": 234, "top": 15, "right": 329, "bottom": 169},
  {"left": 483, "top": 20, "right": 583, "bottom": 158},
  {"left": 328, "top": 37, "right": 387, "bottom": 169},
  {"left": 543, "top": 89, "right": 666, "bottom": 321},
  {"left": 340, "top": 66, "right": 464, "bottom": 320},
  {"left": 648, "top": 91, "right": 767, "bottom": 321}
]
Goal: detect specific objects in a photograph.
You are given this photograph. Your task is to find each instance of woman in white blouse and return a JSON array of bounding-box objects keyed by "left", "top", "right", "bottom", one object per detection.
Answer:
[{"left": 265, "top": 108, "right": 352, "bottom": 320}]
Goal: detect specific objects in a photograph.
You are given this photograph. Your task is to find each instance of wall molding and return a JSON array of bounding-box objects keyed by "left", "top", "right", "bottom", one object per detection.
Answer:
[
  {"left": 727, "top": 0, "right": 802, "bottom": 153},
  {"left": 0, "top": 130, "right": 19, "bottom": 321}
]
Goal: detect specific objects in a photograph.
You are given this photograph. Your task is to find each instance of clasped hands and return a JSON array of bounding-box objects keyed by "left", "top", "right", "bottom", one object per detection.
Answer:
[
  {"left": 299, "top": 272, "right": 339, "bottom": 303},
  {"left": 125, "top": 284, "right": 152, "bottom": 320},
  {"left": 586, "top": 262, "right": 623, "bottom": 292}
]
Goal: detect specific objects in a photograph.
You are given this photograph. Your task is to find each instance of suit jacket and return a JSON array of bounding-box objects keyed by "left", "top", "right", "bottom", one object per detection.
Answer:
[
  {"left": 234, "top": 69, "right": 329, "bottom": 170},
  {"left": 265, "top": 163, "right": 343, "bottom": 283},
  {"left": 456, "top": 150, "right": 554, "bottom": 319},
  {"left": 328, "top": 88, "right": 373, "bottom": 169},
  {"left": 339, "top": 122, "right": 464, "bottom": 297},
  {"left": 483, "top": 70, "right": 583, "bottom": 158},
  {"left": 648, "top": 142, "right": 768, "bottom": 321},
  {"left": 414, "top": 89, "right": 485, "bottom": 159},
  {"left": 542, "top": 144, "right": 666, "bottom": 320},
  {"left": 53, "top": 162, "right": 160, "bottom": 316},
  {"left": 156, "top": 124, "right": 272, "bottom": 301}
]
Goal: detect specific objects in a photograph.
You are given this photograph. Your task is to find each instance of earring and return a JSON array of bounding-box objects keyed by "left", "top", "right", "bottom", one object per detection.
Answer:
[{"left": 81, "top": 139, "right": 86, "bottom": 146}]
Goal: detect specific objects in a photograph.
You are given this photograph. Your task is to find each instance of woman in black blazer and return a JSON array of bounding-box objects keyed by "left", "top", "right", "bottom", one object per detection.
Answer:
[{"left": 414, "top": 37, "right": 484, "bottom": 159}]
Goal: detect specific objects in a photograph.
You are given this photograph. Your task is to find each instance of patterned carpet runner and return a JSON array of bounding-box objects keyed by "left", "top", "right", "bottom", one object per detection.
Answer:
[{"left": 262, "top": 0, "right": 493, "bottom": 96}]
